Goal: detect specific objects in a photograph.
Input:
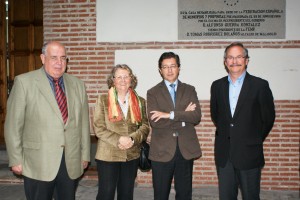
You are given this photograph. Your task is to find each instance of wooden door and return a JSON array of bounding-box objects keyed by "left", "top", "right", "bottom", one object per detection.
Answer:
[
  {"left": 8, "top": 0, "right": 43, "bottom": 80},
  {"left": 0, "top": 0, "right": 43, "bottom": 145},
  {"left": 0, "top": 1, "right": 6, "bottom": 145}
]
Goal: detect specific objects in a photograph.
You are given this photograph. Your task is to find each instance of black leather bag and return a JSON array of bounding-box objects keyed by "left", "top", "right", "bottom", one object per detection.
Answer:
[{"left": 139, "top": 141, "right": 151, "bottom": 171}]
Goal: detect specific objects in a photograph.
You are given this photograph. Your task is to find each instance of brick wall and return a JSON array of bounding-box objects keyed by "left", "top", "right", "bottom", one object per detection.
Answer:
[{"left": 43, "top": 0, "right": 300, "bottom": 191}]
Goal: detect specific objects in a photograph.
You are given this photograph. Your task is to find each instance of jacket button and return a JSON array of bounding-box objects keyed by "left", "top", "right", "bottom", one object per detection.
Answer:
[{"left": 230, "top": 123, "right": 234, "bottom": 127}]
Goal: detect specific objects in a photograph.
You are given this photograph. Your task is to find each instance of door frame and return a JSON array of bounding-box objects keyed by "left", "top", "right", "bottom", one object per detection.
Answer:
[{"left": 0, "top": 0, "right": 7, "bottom": 145}]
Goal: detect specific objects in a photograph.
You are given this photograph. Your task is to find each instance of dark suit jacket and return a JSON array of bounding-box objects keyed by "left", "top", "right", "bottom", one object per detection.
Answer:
[
  {"left": 210, "top": 72, "right": 275, "bottom": 170},
  {"left": 147, "top": 80, "right": 202, "bottom": 162}
]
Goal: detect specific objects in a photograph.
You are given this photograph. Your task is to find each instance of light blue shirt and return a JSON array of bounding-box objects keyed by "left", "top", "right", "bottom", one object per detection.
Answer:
[
  {"left": 164, "top": 79, "right": 178, "bottom": 120},
  {"left": 228, "top": 71, "right": 246, "bottom": 117},
  {"left": 164, "top": 80, "right": 178, "bottom": 95}
]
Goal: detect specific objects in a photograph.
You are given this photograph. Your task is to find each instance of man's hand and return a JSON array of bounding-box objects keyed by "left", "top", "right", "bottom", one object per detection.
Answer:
[
  {"left": 11, "top": 164, "right": 22, "bottom": 175},
  {"left": 82, "top": 161, "right": 89, "bottom": 169},
  {"left": 185, "top": 102, "right": 196, "bottom": 111},
  {"left": 150, "top": 111, "right": 170, "bottom": 122}
]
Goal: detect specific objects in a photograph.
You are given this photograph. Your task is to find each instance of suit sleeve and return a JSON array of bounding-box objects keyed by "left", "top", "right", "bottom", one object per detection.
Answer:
[
  {"left": 173, "top": 86, "right": 201, "bottom": 125},
  {"left": 80, "top": 82, "right": 91, "bottom": 162},
  {"left": 4, "top": 77, "right": 26, "bottom": 167},
  {"left": 147, "top": 88, "right": 181, "bottom": 128},
  {"left": 147, "top": 86, "right": 201, "bottom": 129},
  {"left": 259, "top": 81, "right": 275, "bottom": 140},
  {"left": 210, "top": 81, "right": 218, "bottom": 126}
]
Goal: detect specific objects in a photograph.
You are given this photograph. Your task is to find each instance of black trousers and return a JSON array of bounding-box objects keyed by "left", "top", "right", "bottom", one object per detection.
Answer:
[
  {"left": 23, "top": 152, "right": 78, "bottom": 200},
  {"left": 96, "top": 158, "right": 139, "bottom": 200},
  {"left": 217, "top": 160, "right": 261, "bottom": 200},
  {"left": 152, "top": 143, "right": 194, "bottom": 200}
]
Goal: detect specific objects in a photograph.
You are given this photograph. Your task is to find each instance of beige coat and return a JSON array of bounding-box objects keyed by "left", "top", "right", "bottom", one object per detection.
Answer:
[
  {"left": 93, "top": 94, "right": 149, "bottom": 162},
  {"left": 4, "top": 67, "right": 91, "bottom": 181}
]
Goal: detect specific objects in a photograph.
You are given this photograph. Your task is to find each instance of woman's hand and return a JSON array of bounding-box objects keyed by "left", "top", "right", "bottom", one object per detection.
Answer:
[
  {"left": 146, "top": 129, "right": 152, "bottom": 144},
  {"left": 118, "top": 136, "right": 134, "bottom": 150}
]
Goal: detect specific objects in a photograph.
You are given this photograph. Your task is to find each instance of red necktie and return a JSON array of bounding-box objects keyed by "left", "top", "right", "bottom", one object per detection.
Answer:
[{"left": 54, "top": 79, "right": 68, "bottom": 124}]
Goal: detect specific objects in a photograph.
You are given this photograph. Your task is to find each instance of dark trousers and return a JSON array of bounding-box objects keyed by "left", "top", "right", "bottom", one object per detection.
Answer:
[
  {"left": 23, "top": 152, "right": 78, "bottom": 200},
  {"left": 217, "top": 160, "right": 261, "bottom": 200},
  {"left": 152, "top": 144, "right": 194, "bottom": 200},
  {"left": 96, "top": 158, "right": 139, "bottom": 200}
]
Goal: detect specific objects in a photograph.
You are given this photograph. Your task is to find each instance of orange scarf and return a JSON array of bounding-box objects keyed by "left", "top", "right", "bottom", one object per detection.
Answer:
[{"left": 108, "top": 87, "right": 143, "bottom": 125}]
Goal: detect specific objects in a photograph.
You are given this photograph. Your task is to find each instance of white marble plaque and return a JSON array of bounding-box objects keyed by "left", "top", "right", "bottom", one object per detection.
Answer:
[{"left": 178, "top": 0, "right": 286, "bottom": 39}]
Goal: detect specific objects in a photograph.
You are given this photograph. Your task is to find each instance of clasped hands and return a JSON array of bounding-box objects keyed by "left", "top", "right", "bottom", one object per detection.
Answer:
[
  {"left": 150, "top": 102, "right": 196, "bottom": 122},
  {"left": 118, "top": 136, "right": 134, "bottom": 150}
]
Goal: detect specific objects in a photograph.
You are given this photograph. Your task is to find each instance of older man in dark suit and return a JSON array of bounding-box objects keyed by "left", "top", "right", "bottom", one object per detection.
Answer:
[
  {"left": 210, "top": 42, "right": 275, "bottom": 200},
  {"left": 147, "top": 52, "right": 202, "bottom": 200}
]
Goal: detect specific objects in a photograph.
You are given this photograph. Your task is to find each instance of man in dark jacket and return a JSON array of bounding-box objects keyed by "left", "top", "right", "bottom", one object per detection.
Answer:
[
  {"left": 147, "top": 52, "right": 202, "bottom": 200},
  {"left": 210, "top": 42, "right": 275, "bottom": 200}
]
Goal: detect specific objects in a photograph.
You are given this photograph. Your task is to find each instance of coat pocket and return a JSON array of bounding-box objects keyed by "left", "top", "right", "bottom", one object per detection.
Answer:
[
  {"left": 23, "top": 141, "right": 40, "bottom": 149},
  {"left": 246, "top": 138, "right": 263, "bottom": 146}
]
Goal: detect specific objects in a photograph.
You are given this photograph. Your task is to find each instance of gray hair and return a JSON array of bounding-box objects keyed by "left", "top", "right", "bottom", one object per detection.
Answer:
[
  {"left": 107, "top": 64, "right": 138, "bottom": 89},
  {"left": 41, "top": 41, "right": 66, "bottom": 55},
  {"left": 224, "top": 42, "right": 249, "bottom": 59}
]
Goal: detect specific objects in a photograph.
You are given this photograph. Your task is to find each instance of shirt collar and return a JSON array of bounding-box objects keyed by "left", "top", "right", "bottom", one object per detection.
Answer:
[
  {"left": 164, "top": 79, "right": 178, "bottom": 88},
  {"left": 228, "top": 71, "right": 246, "bottom": 85},
  {"left": 45, "top": 69, "right": 64, "bottom": 84}
]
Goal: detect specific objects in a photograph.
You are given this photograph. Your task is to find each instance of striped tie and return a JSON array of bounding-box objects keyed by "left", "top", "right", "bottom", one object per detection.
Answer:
[{"left": 54, "top": 79, "right": 68, "bottom": 124}]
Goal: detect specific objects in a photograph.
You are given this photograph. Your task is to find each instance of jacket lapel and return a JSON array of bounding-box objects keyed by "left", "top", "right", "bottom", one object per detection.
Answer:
[
  {"left": 174, "top": 80, "right": 183, "bottom": 109},
  {"left": 233, "top": 73, "right": 251, "bottom": 119},
  {"left": 159, "top": 81, "right": 175, "bottom": 110},
  {"left": 222, "top": 78, "right": 232, "bottom": 120},
  {"left": 63, "top": 74, "right": 75, "bottom": 126},
  {"left": 35, "top": 67, "right": 63, "bottom": 123}
]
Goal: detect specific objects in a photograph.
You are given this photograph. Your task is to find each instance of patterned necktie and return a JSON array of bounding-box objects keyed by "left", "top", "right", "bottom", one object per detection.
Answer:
[
  {"left": 170, "top": 83, "right": 176, "bottom": 105},
  {"left": 54, "top": 79, "right": 68, "bottom": 124}
]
